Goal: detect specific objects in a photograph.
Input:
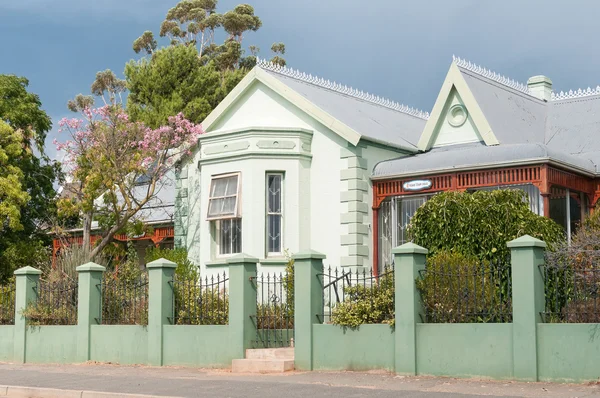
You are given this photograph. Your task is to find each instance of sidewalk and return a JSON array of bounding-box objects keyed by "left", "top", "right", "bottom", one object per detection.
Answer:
[{"left": 1, "top": 362, "right": 600, "bottom": 398}]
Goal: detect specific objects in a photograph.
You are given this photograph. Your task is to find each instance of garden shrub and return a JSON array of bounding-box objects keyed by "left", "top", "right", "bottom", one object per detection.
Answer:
[
  {"left": 416, "top": 250, "right": 512, "bottom": 323},
  {"left": 408, "top": 190, "right": 565, "bottom": 262},
  {"left": 0, "top": 278, "right": 16, "bottom": 325},
  {"left": 330, "top": 267, "right": 395, "bottom": 328},
  {"left": 544, "top": 211, "right": 600, "bottom": 322},
  {"left": 145, "top": 246, "right": 198, "bottom": 280}
]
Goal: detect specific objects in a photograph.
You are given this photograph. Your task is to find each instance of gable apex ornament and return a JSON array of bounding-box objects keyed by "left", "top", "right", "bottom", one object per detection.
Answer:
[{"left": 256, "top": 58, "right": 430, "bottom": 120}]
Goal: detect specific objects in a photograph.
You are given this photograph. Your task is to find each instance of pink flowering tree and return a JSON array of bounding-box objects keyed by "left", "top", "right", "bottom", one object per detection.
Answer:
[{"left": 55, "top": 104, "right": 202, "bottom": 259}]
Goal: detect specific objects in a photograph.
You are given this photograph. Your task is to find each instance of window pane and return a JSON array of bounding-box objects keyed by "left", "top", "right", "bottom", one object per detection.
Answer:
[
  {"left": 222, "top": 197, "right": 237, "bottom": 215},
  {"left": 232, "top": 218, "right": 242, "bottom": 253},
  {"left": 211, "top": 178, "right": 228, "bottom": 197},
  {"left": 208, "top": 198, "right": 224, "bottom": 217},
  {"left": 267, "top": 214, "right": 281, "bottom": 253},
  {"left": 225, "top": 175, "right": 238, "bottom": 196},
  {"left": 397, "top": 196, "right": 428, "bottom": 245},
  {"left": 267, "top": 175, "right": 282, "bottom": 213},
  {"left": 219, "top": 218, "right": 242, "bottom": 255}
]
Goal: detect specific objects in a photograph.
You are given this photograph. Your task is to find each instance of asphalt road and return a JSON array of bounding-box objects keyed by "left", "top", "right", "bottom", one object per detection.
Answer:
[{"left": 1, "top": 363, "right": 600, "bottom": 398}]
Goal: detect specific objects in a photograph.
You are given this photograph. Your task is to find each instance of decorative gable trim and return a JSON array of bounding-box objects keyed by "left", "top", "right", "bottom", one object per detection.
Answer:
[
  {"left": 452, "top": 56, "right": 531, "bottom": 95},
  {"left": 257, "top": 59, "right": 430, "bottom": 119},
  {"left": 201, "top": 65, "right": 421, "bottom": 154},
  {"left": 552, "top": 86, "right": 600, "bottom": 101},
  {"left": 417, "top": 62, "right": 499, "bottom": 151}
]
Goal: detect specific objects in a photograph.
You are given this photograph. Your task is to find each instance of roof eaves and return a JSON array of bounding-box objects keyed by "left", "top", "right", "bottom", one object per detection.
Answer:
[{"left": 372, "top": 156, "right": 597, "bottom": 181}]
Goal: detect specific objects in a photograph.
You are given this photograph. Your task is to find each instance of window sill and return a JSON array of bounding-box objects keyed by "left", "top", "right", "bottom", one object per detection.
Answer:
[
  {"left": 205, "top": 259, "right": 229, "bottom": 267},
  {"left": 260, "top": 258, "right": 290, "bottom": 266}
]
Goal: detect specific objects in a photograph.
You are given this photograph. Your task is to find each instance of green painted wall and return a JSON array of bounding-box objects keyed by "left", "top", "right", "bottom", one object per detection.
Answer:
[
  {"left": 538, "top": 323, "right": 600, "bottom": 382},
  {"left": 90, "top": 325, "right": 148, "bottom": 365},
  {"left": 416, "top": 323, "right": 513, "bottom": 379},
  {"left": 25, "top": 326, "right": 78, "bottom": 363},
  {"left": 162, "top": 325, "right": 232, "bottom": 367},
  {"left": 0, "top": 326, "right": 13, "bottom": 362},
  {"left": 312, "top": 324, "right": 395, "bottom": 371}
]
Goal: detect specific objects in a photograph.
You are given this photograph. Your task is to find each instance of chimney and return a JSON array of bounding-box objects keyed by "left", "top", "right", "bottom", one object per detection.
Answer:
[{"left": 527, "top": 75, "right": 553, "bottom": 101}]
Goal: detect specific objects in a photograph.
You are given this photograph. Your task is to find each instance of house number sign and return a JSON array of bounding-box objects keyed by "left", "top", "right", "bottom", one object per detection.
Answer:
[{"left": 403, "top": 179, "right": 432, "bottom": 191}]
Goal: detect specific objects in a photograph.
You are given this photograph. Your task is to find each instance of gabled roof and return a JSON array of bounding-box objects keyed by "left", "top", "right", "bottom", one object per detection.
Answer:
[
  {"left": 377, "top": 56, "right": 600, "bottom": 178},
  {"left": 202, "top": 60, "right": 429, "bottom": 152}
]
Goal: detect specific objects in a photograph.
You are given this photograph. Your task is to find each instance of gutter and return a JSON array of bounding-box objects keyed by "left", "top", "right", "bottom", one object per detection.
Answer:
[{"left": 371, "top": 157, "right": 598, "bottom": 180}]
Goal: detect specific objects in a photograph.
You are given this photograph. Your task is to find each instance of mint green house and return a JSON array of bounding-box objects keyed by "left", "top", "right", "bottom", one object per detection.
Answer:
[{"left": 174, "top": 60, "right": 428, "bottom": 273}]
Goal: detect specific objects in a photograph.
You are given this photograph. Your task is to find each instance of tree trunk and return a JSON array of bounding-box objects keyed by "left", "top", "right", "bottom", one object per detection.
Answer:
[{"left": 82, "top": 211, "right": 93, "bottom": 254}]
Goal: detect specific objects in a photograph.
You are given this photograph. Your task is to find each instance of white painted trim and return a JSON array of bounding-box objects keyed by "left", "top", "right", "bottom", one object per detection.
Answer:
[{"left": 417, "top": 63, "right": 499, "bottom": 151}]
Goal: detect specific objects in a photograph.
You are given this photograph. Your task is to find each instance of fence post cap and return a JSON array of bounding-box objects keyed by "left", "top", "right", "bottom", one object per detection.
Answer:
[
  {"left": 13, "top": 266, "right": 42, "bottom": 276},
  {"left": 292, "top": 250, "right": 326, "bottom": 260},
  {"left": 76, "top": 262, "right": 106, "bottom": 272},
  {"left": 507, "top": 235, "right": 547, "bottom": 249},
  {"left": 146, "top": 258, "right": 178, "bottom": 269},
  {"left": 226, "top": 253, "right": 259, "bottom": 264},
  {"left": 392, "top": 242, "right": 428, "bottom": 255}
]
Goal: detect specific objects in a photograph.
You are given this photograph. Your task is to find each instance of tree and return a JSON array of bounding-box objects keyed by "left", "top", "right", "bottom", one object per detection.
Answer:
[
  {"left": 0, "top": 75, "right": 51, "bottom": 152},
  {"left": 0, "top": 121, "right": 29, "bottom": 232},
  {"left": 56, "top": 104, "right": 203, "bottom": 259},
  {"left": 0, "top": 75, "right": 60, "bottom": 282},
  {"left": 408, "top": 190, "right": 565, "bottom": 262},
  {"left": 125, "top": 45, "right": 231, "bottom": 128},
  {"left": 127, "top": 0, "right": 286, "bottom": 127}
]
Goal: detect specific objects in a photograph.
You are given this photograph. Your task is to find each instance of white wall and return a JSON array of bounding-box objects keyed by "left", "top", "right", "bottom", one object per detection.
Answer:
[{"left": 185, "top": 81, "right": 349, "bottom": 275}]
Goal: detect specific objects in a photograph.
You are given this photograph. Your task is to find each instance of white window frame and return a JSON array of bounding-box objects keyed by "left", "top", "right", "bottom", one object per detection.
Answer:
[
  {"left": 215, "top": 218, "right": 242, "bottom": 258},
  {"left": 266, "top": 172, "right": 284, "bottom": 256},
  {"left": 207, "top": 172, "right": 241, "bottom": 220}
]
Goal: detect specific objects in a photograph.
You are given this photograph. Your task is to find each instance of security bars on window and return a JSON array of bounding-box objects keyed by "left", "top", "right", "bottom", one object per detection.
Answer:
[{"left": 266, "top": 173, "right": 283, "bottom": 255}]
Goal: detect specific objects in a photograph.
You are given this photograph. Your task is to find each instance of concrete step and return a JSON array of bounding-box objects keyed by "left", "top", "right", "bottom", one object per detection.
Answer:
[
  {"left": 245, "top": 347, "right": 294, "bottom": 360},
  {"left": 232, "top": 358, "right": 295, "bottom": 373}
]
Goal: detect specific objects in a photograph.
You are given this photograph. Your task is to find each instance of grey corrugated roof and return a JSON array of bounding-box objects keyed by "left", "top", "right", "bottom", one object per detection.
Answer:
[
  {"left": 372, "top": 143, "right": 597, "bottom": 178},
  {"left": 546, "top": 95, "right": 600, "bottom": 155},
  {"left": 262, "top": 69, "right": 427, "bottom": 150},
  {"left": 374, "top": 63, "right": 600, "bottom": 179},
  {"left": 460, "top": 68, "right": 548, "bottom": 145}
]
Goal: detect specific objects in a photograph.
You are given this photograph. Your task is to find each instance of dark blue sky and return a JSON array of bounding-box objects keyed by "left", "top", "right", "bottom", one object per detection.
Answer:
[{"left": 1, "top": 0, "right": 599, "bottom": 159}]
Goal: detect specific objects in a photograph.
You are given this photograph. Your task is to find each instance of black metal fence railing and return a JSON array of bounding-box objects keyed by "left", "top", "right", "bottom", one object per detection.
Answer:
[
  {"left": 29, "top": 279, "right": 78, "bottom": 325},
  {"left": 542, "top": 250, "right": 600, "bottom": 323},
  {"left": 0, "top": 283, "right": 16, "bottom": 325},
  {"left": 319, "top": 266, "right": 395, "bottom": 325},
  {"left": 251, "top": 271, "right": 294, "bottom": 348},
  {"left": 417, "top": 259, "right": 512, "bottom": 323},
  {"left": 99, "top": 275, "right": 149, "bottom": 325},
  {"left": 169, "top": 273, "right": 229, "bottom": 325}
]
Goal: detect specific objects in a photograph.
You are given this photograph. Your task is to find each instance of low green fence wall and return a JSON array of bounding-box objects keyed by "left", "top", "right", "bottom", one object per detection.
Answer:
[
  {"left": 90, "top": 325, "right": 148, "bottom": 365},
  {"left": 26, "top": 326, "right": 78, "bottom": 364},
  {"left": 163, "top": 325, "right": 232, "bottom": 367},
  {"left": 0, "top": 326, "right": 13, "bottom": 362},
  {"left": 312, "top": 324, "right": 395, "bottom": 371},
  {"left": 1, "top": 256, "right": 260, "bottom": 368},
  {"left": 537, "top": 323, "right": 600, "bottom": 382},
  {"left": 416, "top": 323, "right": 513, "bottom": 379}
]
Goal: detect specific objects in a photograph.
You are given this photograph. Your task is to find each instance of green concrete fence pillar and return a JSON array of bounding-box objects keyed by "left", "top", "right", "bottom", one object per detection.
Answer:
[
  {"left": 147, "top": 258, "right": 177, "bottom": 366},
  {"left": 13, "top": 266, "right": 42, "bottom": 363},
  {"left": 508, "top": 235, "right": 546, "bottom": 381},
  {"left": 393, "top": 243, "right": 428, "bottom": 375},
  {"left": 227, "top": 254, "right": 258, "bottom": 359},
  {"left": 76, "top": 262, "right": 105, "bottom": 362},
  {"left": 292, "top": 250, "right": 325, "bottom": 371}
]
